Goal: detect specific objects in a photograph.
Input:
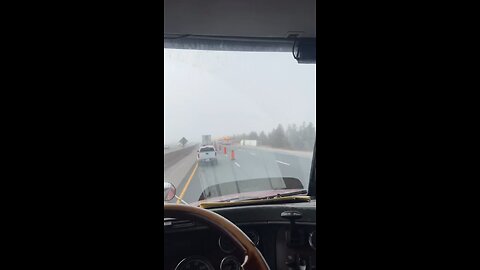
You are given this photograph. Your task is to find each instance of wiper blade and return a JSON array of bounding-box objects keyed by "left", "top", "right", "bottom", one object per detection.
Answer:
[
  {"left": 199, "top": 193, "right": 311, "bottom": 209},
  {"left": 226, "top": 189, "right": 308, "bottom": 203}
]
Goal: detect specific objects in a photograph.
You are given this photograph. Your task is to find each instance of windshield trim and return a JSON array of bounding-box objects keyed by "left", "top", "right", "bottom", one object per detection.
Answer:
[{"left": 307, "top": 139, "right": 316, "bottom": 198}]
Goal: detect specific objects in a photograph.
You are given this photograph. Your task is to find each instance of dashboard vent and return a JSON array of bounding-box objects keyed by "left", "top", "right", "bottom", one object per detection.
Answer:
[{"left": 164, "top": 218, "right": 195, "bottom": 229}]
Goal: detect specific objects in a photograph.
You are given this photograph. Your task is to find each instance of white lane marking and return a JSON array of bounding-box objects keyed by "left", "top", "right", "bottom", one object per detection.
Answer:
[
  {"left": 249, "top": 152, "right": 256, "bottom": 156},
  {"left": 234, "top": 162, "right": 241, "bottom": 168},
  {"left": 276, "top": 160, "right": 291, "bottom": 166}
]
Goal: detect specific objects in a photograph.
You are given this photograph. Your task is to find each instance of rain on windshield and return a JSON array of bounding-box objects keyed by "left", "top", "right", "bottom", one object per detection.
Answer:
[{"left": 164, "top": 49, "right": 316, "bottom": 204}]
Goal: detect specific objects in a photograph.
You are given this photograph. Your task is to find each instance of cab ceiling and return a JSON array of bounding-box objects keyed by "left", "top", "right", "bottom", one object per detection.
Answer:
[{"left": 164, "top": 0, "right": 316, "bottom": 39}]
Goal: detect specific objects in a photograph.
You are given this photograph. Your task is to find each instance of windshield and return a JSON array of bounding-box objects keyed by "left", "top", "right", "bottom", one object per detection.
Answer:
[{"left": 164, "top": 49, "right": 316, "bottom": 205}]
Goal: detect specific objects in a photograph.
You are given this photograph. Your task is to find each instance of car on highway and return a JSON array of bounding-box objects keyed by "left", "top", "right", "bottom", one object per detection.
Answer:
[
  {"left": 164, "top": 0, "right": 316, "bottom": 269},
  {"left": 164, "top": 145, "right": 170, "bottom": 149},
  {"left": 197, "top": 145, "right": 218, "bottom": 165}
]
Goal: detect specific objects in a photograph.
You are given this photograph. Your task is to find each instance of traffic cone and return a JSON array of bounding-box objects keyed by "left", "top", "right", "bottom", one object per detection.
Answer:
[{"left": 231, "top": 150, "right": 235, "bottom": 160}]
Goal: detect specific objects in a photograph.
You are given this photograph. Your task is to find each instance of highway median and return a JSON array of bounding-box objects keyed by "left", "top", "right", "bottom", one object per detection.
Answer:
[
  {"left": 164, "top": 144, "right": 199, "bottom": 191},
  {"left": 164, "top": 144, "right": 198, "bottom": 169}
]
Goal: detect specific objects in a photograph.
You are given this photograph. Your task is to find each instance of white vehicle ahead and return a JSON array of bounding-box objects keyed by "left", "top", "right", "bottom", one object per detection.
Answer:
[{"left": 197, "top": 145, "right": 218, "bottom": 165}]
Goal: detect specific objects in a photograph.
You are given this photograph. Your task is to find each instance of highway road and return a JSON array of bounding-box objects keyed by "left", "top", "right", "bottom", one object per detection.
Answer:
[{"left": 171, "top": 145, "right": 313, "bottom": 204}]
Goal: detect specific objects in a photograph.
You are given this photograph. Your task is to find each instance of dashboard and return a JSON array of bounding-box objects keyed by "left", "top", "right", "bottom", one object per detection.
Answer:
[{"left": 164, "top": 201, "right": 316, "bottom": 270}]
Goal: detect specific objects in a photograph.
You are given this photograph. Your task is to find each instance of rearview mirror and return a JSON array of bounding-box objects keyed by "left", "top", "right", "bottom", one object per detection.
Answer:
[{"left": 164, "top": 182, "right": 177, "bottom": 201}]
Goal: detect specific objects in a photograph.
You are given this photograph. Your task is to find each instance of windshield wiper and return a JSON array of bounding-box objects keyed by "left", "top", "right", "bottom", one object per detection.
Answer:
[{"left": 224, "top": 189, "right": 308, "bottom": 203}]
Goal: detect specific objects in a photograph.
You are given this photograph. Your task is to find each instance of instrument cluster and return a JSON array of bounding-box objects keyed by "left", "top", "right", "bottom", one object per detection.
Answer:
[{"left": 175, "top": 229, "right": 260, "bottom": 270}]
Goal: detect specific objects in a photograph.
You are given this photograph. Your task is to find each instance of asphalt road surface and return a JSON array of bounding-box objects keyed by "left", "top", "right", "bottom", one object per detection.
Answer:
[{"left": 173, "top": 145, "right": 313, "bottom": 204}]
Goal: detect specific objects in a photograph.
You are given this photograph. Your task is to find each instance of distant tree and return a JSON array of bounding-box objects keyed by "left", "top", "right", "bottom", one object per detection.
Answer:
[
  {"left": 304, "top": 122, "right": 316, "bottom": 150},
  {"left": 248, "top": 131, "right": 259, "bottom": 140},
  {"left": 231, "top": 134, "right": 240, "bottom": 143},
  {"left": 293, "top": 122, "right": 316, "bottom": 150},
  {"left": 259, "top": 131, "right": 268, "bottom": 145},
  {"left": 297, "top": 122, "right": 307, "bottom": 150},
  {"left": 234, "top": 122, "right": 315, "bottom": 150},
  {"left": 269, "top": 124, "right": 289, "bottom": 148},
  {"left": 286, "top": 124, "right": 300, "bottom": 150}
]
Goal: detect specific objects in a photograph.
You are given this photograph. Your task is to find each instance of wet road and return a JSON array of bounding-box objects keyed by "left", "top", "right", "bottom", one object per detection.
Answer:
[{"left": 174, "top": 145, "right": 313, "bottom": 204}]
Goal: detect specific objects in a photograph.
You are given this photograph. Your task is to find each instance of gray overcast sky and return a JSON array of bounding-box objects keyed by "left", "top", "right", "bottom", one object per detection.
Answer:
[{"left": 164, "top": 49, "right": 316, "bottom": 144}]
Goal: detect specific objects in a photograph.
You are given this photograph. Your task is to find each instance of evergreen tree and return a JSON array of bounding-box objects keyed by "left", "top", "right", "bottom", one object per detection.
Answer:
[
  {"left": 269, "top": 124, "right": 289, "bottom": 148},
  {"left": 259, "top": 131, "right": 268, "bottom": 145},
  {"left": 248, "top": 131, "right": 259, "bottom": 140}
]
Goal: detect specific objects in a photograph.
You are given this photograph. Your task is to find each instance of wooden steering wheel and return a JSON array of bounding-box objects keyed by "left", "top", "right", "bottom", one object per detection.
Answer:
[{"left": 164, "top": 204, "right": 270, "bottom": 270}]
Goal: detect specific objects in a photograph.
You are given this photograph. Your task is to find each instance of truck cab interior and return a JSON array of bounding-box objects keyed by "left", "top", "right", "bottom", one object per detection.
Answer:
[{"left": 164, "top": 1, "right": 316, "bottom": 269}]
